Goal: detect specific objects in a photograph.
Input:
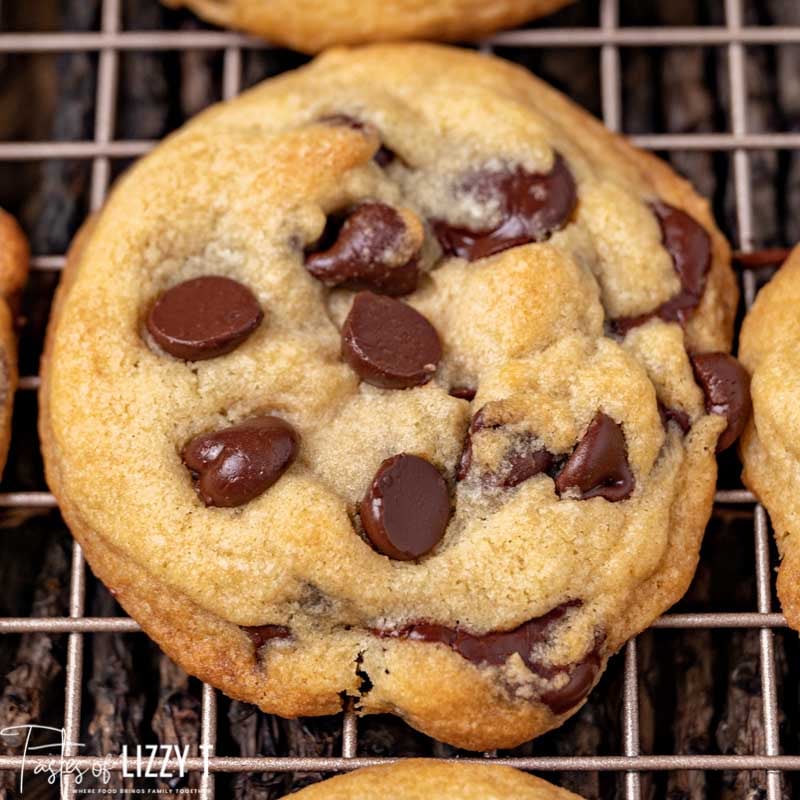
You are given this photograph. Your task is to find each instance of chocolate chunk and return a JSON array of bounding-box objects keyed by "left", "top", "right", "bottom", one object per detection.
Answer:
[
  {"left": 614, "top": 202, "right": 711, "bottom": 334},
  {"left": 555, "top": 412, "right": 634, "bottom": 501},
  {"left": 360, "top": 454, "right": 450, "bottom": 560},
  {"left": 183, "top": 415, "right": 298, "bottom": 508},
  {"left": 342, "top": 292, "right": 442, "bottom": 389},
  {"left": 431, "top": 154, "right": 577, "bottom": 262},
  {"left": 449, "top": 385, "right": 477, "bottom": 401},
  {"left": 658, "top": 403, "right": 691, "bottom": 435},
  {"left": 147, "top": 276, "right": 263, "bottom": 361},
  {"left": 376, "top": 600, "right": 602, "bottom": 714},
  {"left": 457, "top": 409, "right": 554, "bottom": 488},
  {"left": 690, "top": 352, "right": 752, "bottom": 452},
  {"left": 305, "top": 203, "right": 419, "bottom": 295},
  {"left": 242, "top": 624, "right": 291, "bottom": 649}
]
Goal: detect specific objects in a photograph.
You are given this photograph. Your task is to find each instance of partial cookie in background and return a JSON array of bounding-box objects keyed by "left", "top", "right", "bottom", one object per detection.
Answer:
[
  {"left": 0, "top": 210, "right": 28, "bottom": 478},
  {"left": 41, "top": 43, "right": 746, "bottom": 751},
  {"left": 285, "top": 760, "right": 583, "bottom": 799},
  {"left": 740, "top": 246, "right": 800, "bottom": 630},
  {"left": 161, "top": 0, "right": 574, "bottom": 52}
]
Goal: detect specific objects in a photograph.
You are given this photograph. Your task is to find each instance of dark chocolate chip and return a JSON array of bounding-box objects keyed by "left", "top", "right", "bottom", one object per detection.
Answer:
[
  {"left": 242, "top": 624, "right": 291, "bottom": 649},
  {"left": 501, "top": 445, "right": 555, "bottom": 489},
  {"left": 449, "top": 386, "right": 477, "bottom": 401},
  {"left": 374, "top": 145, "right": 396, "bottom": 167},
  {"left": 658, "top": 403, "right": 691, "bottom": 435},
  {"left": 318, "top": 114, "right": 396, "bottom": 167},
  {"left": 555, "top": 412, "right": 635, "bottom": 501},
  {"left": 431, "top": 154, "right": 577, "bottom": 262},
  {"left": 305, "top": 203, "right": 419, "bottom": 296},
  {"left": 183, "top": 415, "right": 298, "bottom": 508},
  {"left": 147, "top": 276, "right": 263, "bottom": 361},
  {"left": 378, "top": 601, "right": 578, "bottom": 666},
  {"left": 457, "top": 408, "right": 553, "bottom": 488},
  {"left": 341, "top": 292, "right": 442, "bottom": 389},
  {"left": 456, "top": 409, "right": 486, "bottom": 481},
  {"left": 690, "top": 352, "right": 752, "bottom": 452},
  {"left": 614, "top": 202, "right": 711, "bottom": 334},
  {"left": 360, "top": 453, "right": 450, "bottom": 560},
  {"left": 376, "top": 600, "right": 602, "bottom": 713},
  {"left": 539, "top": 648, "right": 602, "bottom": 715}
]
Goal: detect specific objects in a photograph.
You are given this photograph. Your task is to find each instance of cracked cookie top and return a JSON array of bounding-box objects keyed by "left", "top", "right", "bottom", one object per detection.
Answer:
[{"left": 43, "top": 45, "right": 743, "bottom": 740}]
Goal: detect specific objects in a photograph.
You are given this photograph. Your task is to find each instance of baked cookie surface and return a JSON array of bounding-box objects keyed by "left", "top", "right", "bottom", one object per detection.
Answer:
[
  {"left": 0, "top": 209, "right": 28, "bottom": 478},
  {"left": 162, "top": 0, "right": 573, "bottom": 52},
  {"left": 740, "top": 247, "right": 800, "bottom": 629},
  {"left": 41, "top": 43, "right": 745, "bottom": 750},
  {"left": 286, "top": 760, "right": 582, "bottom": 799}
]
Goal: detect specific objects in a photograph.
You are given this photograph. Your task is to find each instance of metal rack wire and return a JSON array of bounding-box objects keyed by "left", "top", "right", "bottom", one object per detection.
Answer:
[{"left": 0, "top": 0, "right": 797, "bottom": 797}]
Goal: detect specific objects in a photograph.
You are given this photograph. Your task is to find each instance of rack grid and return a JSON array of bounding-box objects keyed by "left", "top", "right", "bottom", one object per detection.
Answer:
[{"left": 0, "top": 0, "right": 797, "bottom": 797}]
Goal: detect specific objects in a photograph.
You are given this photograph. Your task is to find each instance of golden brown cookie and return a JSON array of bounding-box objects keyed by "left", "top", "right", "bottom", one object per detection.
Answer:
[
  {"left": 162, "top": 0, "right": 573, "bottom": 52},
  {"left": 740, "top": 246, "right": 800, "bottom": 629},
  {"left": 41, "top": 44, "right": 743, "bottom": 751},
  {"left": 285, "top": 760, "right": 582, "bottom": 799},
  {"left": 0, "top": 209, "right": 28, "bottom": 478}
]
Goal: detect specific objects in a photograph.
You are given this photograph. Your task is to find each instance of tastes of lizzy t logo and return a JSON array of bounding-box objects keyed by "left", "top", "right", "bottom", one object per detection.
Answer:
[{"left": 0, "top": 725, "right": 209, "bottom": 797}]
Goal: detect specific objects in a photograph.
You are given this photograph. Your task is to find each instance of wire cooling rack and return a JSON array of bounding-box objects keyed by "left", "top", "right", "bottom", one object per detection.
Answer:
[{"left": 0, "top": 0, "right": 797, "bottom": 797}]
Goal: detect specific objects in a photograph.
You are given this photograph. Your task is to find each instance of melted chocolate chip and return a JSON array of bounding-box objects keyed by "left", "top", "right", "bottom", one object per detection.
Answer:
[
  {"left": 690, "top": 352, "right": 752, "bottom": 452},
  {"left": 147, "top": 276, "right": 263, "bottom": 361},
  {"left": 539, "top": 649, "right": 603, "bottom": 715},
  {"left": 183, "top": 415, "right": 298, "bottom": 507},
  {"left": 376, "top": 600, "right": 602, "bottom": 714},
  {"left": 378, "top": 601, "right": 577, "bottom": 666},
  {"left": 242, "top": 624, "right": 291, "bottom": 649},
  {"left": 614, "top": 202, "right": 711, "bottom": 334},
  {"left": 457, "top": 409, "right": 553, "bottom": 488},
  {"left": 360, "top": 454, "right": 450, "bottom": 560},
  {"left": 555, "top": 412, "right": 635, "bottom": 501},
  {"left": 341, "top": 292, "right": 442, "bottom": 389},
  {"left": 502, "top": 445, "right": 555, "bottom": 489},
  {"left": 658, "top": 403, "right": 692, "bottom": 435},
  {"left": 449, "top": 386, "right": 477, "bottom": 401},
  {"left": 431, "top": 154, "right": 577, "bottom": 262},
  {"left": 305, "top": 203, "right": 419, "bottom": 295}
]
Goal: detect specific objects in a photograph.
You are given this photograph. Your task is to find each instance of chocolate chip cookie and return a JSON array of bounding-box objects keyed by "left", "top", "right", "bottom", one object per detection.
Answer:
[
  {"left": 162, "top": 0, "right": 573, "bottom": 52},
  {"left": 287, "top": 761, "right": 582, "bottom": 799},
  {"left": 0, "top": 209, "right": 28, "bottom": 478},
  {"left": 740, "top": 246, "right": 800, "bottom": 629},
  {"left": 41, "top": 44, "right": 744, "bottom": 750}
]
